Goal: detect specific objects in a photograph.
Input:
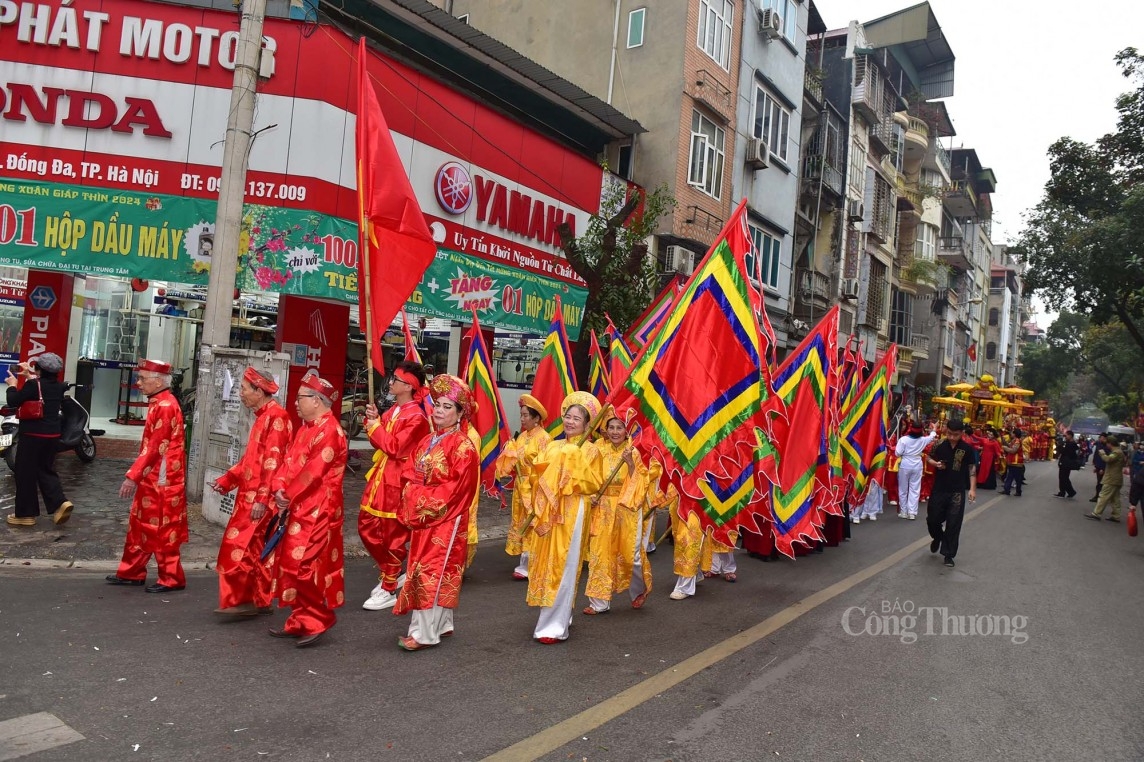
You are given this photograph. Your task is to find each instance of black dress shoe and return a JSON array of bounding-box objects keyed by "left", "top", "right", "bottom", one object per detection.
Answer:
[
  {"left": 296, "top": 630, "right": 327, "bottom": 648},
  {"left": 943, "top": 557, "right": 955, "bottom": 567},
  {"left": 268, "top": 627, "right": 298, "bottom": 638},
  {"left": 930, "top": 538, "right": 941, "bottom": 554},
  {"left": 145, "top": 583, "right": 186, "bottom": 594},
  {"left": 1053, "top": 493, "right": 1066, "bottom": 498},
  {"left": 105, "top": 575, "right": 145, "bottom": 586}
]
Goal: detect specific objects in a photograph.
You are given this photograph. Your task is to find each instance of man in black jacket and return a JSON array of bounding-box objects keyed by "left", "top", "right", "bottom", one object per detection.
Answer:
[
  {"left": 1055, "top": 430, "right": 1080, "bottom": 499},
  {"left": 925, "top": 419, "right": 978, "bottom": 568},
  {"left": 4, "top": 353, "right": 74, "bottom": 527}
]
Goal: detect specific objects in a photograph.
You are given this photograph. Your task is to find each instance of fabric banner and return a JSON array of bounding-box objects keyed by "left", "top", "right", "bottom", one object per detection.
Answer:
[{"left": 0, "top": 178, "right": 587, "bottom": 336}]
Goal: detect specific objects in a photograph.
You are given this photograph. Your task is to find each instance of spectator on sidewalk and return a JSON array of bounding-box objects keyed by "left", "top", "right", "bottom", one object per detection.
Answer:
[
  {"left": 1126, "top": 455, "right": 1144, "bottom": 522},
  {"left": 1055, "top": 430, "right": 1081, "bottom": 499},
  {"left": 106, "top": 360, "right": 187, "bottom": 593},
  {"left": 925, "top": 419, "right": 977, "bottom": 568},
  {"left": 268, "top": 371, "right": 348, "bottom": 648},
  {"left": 1131, "top": 442, "right": 1144, "bottom": 479},
  {"left": 1090, "top": 433, "right": 1108, "bottom": 503},
  {"left": 357, "top": 361, "right": 429, "bottom": 611},
  {"left": 393, "top": 374, "right": 479, "bottom": 651},
  {"left": 209, "top": 367, "right": 293, "bottom": 617},
  {"left": 4, "top": 353, "right": 73, "bottom": 528},
  {"left": 1087, "top": 440, "right": 1127, "bottom": 523},
  {"left": 1001, "top": 429, "right": 1030, "bottom": 497}
]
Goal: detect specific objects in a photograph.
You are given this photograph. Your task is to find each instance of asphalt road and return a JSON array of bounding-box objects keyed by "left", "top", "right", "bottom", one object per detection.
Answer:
[{"left": 2, "top": 461, "right": 1143, "bottom": 761}]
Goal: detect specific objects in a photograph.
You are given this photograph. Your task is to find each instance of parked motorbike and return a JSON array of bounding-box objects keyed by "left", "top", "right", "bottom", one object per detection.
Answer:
[{"left": 0, "top": 383, "right": 104, "bottom": 471}]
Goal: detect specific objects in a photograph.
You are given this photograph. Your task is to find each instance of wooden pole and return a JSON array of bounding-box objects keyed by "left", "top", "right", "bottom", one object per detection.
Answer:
[{"left": 361, "top": 220, "right": 375, "bottom": 403}]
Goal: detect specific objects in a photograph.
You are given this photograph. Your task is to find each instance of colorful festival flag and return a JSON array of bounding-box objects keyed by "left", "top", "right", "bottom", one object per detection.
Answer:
[
  {"left": 605, "top": 315, "right": 635, "bottom": 387},
  {"left": 587, "top": 330, "right": 611, "bottom": 402},
  {"left": 355, "top": 39, "right": 437, "bottom": 373},
  {"left": 401, "top": 309, "right": 422, "bottom": 364},
  {"left": 530, "top": 295, "right": 579, "bottom": 438},
  {"left": 611, "top": 200, "right": 781, "bottom": 543},
  {"left": 838, "top": 344, "right": 898, "bottom": 503},
  {"left": 761, "top": 306, "right": 840, "bottom": 558},
  {"left": 627, "top": 275, "right": 684, "bottom": 349},
  {"left": 462, "top": 311, "right": 511, "bottom": 494}
]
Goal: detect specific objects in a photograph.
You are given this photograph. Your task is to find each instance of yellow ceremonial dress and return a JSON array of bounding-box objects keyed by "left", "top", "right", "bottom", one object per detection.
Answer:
[
  {"left": 525, "top": 439, "right": 604, "bottom": 608},
  {"left": 584, "top": 439, "right": 650, "bottom": 603},
  {"left": 495, "top": 425, "right": 551, "bottom": 558}
]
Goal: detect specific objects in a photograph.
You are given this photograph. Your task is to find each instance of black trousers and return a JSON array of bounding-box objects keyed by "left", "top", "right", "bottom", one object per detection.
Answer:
[
  {"left": 14, "top": 434, "right": 67, "bottom": 518},
  {"left": 1058, "top": 466, "right": 1076, "bottom": 497},
  {"left": 927, "top": 490, "right": 965, "bottom": 560}
]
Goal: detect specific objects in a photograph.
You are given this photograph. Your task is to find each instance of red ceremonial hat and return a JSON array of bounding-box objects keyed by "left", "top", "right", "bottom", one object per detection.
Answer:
[
  {"left": 136, "top": 359, "right": 172, "bottom": 375},
  {"left": 300, "top": 370, "right": 338, "bottom": 403},
  {"left": 243, "top": 366, "right": 279, "bottom": 395}
]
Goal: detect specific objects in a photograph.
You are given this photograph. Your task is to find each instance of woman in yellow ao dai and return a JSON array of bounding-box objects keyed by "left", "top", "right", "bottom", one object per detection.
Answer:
[
  {"left": 494, "top": 394, "right": 551, "bottom": 580},
  {"left": 525, "top": 392, "right": 604, "bottom": 644},
  {"left": 583, "top": 413, "right": 651, "bottom": 614}
]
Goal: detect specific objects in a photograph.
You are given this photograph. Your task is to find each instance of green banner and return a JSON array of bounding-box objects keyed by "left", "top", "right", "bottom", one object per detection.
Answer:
[
  {"left": 407, "top": 247, "right": 586, "bottom": 340},
  {"left": 0, "top": 177, "right": 587, "bottom": 338},
  {"left": 0, "top": 177, "right": 360, "bottom": 301}
]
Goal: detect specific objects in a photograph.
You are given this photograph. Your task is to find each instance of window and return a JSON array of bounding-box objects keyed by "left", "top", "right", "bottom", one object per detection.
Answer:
[
  {"left": 617, "top": 144, "right": 633, "bottom": 180},
  {"left": 866, "top": 258, "right": 888, "bottom": 327},
  {"left": 627, "top": 8, "right": 645, "bottom": 48},
  {"left": 988, "top": 307, "right": 999, "bottom": 326},
  {"left": 848, "top": 138, "right": 865, "bottom": 194},
  {"left": 752, "top": 85, "right": 791, "bottom": 163},
  {"left": 761, "top": 0, "right": 797, "bottom": 44},
  {"left": 748, "top": 223, "right": 783, "bottom": 291},
  {"left": 697, "top": 0, "right": 733, "bottom": 69},
  {"left": 889, "top": 288, "right": 912, "bottom": 345},
  {"left": 914, "top": 223, "right": 936, "bottom": 262},
  {"left": 986, "top": 342, "right": 997, "bottom": 361},
  {"left": 688, "top": 110, "right": 726, "bottom": 199}
]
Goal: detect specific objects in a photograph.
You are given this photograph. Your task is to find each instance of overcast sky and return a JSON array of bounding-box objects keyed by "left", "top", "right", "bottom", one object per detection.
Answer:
[{"left": 816, "top": 0, "right": 1144, "bottom": 325}]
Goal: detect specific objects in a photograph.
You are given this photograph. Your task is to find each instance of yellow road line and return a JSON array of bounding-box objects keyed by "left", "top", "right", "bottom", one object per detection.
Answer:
[{"left": 483, "top": 493, "right": 1004, "bottom": 762}]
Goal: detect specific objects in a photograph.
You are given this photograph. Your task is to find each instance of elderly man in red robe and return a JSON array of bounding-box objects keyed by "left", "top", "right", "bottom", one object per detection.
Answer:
[
  {"left": 210, "top": 367, "right": 293, "bottom": 617},
  {"left": 394, "top": 374, "right": 479, "bottom": 651},
  {"left": 358, "top": 361, "right": 429, "bottom": 611},
  {"left": 106, "top": 359, "right": 188, "bottom": 594},
  {"left": 267, "top": 371, "right": 348, "bottom": 648}
]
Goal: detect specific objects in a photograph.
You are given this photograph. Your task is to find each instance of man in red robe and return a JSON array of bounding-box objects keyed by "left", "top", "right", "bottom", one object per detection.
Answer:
[
  {"left": 394, "top": 374, "right": 479, "bottom": 650},
  {"left": 267, "top": 371, "right": 348, "bottom": 648},
  {"left": 210, "top": 367, "right": 293, "bottom": 617},
  {"left": 106, "top": 359, "right": 188, "bottom": 593},
  {"left": 358, "top": 362, "right": 429, "bottom": 611}
]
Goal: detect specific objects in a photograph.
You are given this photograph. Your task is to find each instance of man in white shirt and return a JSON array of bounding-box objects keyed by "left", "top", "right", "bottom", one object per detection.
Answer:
[{"left": 895, "top": 421, "right": 937, "bottom": 520}]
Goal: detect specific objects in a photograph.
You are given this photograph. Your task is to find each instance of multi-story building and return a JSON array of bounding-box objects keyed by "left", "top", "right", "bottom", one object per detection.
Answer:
[
  {"left": 438, "top": 0, "right": 744, "bottom": 279},
  {"left": 984, "top": 245, "right": 1024, "bottom": 386}
]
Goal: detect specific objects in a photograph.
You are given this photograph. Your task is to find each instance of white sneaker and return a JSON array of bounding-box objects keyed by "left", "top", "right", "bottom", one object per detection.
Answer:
[
  {"left": 898, "top": 512, "right": 906, "bottom": 519},
  {"left": 852, "top": 517, "right": 861, "bottom": 524},
  {"left": 368, "top": 582, "right": 383, "bottom": 598},
  {"left": 669, "top": 590, "right": 689, "bottom": 600},
  {"left": 868, "top": 515, "right": 877, "bottom": 522},
  {"left": 363, "top": 587, "right": 398, "bottom": 610},
  {"left": 908, "top": 514, "right": 917, "bottom": 520}
]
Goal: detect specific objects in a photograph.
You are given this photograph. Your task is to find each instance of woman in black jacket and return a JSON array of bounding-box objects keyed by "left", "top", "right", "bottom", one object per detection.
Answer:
[{"left": 4, "top": 353, "right": 73, "bottom": 527}]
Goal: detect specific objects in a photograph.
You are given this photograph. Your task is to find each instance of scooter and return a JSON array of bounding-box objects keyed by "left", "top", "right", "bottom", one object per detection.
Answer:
[{"left": 0, "top": 383, "right": 104, "bottom": 472}]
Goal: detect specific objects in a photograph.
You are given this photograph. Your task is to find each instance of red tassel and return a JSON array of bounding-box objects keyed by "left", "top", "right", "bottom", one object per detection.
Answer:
[{"left": 1128, "top": 507, "right": 1138, "bottom": 537}]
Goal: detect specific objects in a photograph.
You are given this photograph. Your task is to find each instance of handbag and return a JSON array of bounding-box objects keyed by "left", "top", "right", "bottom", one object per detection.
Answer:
[{"left": 17, "top": 381, "right": 44, "bottom": 421}]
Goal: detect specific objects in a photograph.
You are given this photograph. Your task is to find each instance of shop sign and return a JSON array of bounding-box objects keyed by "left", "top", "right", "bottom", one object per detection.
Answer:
[{"left": 407, "top": 247, "right": 586, "bottom": 341}]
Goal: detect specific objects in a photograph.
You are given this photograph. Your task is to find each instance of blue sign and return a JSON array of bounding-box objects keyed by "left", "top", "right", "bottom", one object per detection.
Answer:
[{"left": 28, "top": 285, "right": 56, "bottom": 310}]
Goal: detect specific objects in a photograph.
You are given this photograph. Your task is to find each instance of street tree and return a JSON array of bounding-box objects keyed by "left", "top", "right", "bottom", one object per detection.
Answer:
[
  {"left": 1019, "top": 48, "right": 1144, "bottom": 356},
  {"left": 558, "top": 178, "right": 675, "bottom": 382}
]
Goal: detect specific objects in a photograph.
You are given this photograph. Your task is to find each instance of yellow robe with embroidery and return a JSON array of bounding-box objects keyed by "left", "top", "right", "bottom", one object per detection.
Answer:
[
  {"left": 584, "top": 440, "right": 649, "bottom": 600},
  {"left": 495, "top": 425, "right": 551, "bottom": 556},
  {"left": 525, "top": 439, "right": 604, "bottom": 608}
]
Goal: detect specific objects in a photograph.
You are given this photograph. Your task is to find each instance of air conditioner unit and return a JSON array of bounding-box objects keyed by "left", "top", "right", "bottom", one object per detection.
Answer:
[
  {"left": 662, "top": 245, "right": 695, "bottom": 276},
  {"left": 841, "top": 278, "right": 860, "bottom": 299},
  {"left": 746, "top": 137, "right": 769, "bottom": 169},
  {"left": 877, "top": 317, "right": 888, "bottom": 334},
  {"left": 847, "top": 199, "right": 865, "bottom": 222},
  {"left": 758, "top": 8, "right": 782, "bottom": 39}
]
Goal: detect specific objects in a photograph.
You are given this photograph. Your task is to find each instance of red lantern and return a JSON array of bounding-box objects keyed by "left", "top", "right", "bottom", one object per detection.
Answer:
[{"left": 130, "top": 278, "right": 149, "bottom": 292}]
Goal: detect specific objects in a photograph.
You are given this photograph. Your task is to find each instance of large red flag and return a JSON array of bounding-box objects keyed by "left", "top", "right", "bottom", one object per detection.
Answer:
[
  {"left": 839, "top": 344, "right": 898, "bottom": 503},
  {"left": 356, "top": 38, "right": 437, "bottom": 372}
]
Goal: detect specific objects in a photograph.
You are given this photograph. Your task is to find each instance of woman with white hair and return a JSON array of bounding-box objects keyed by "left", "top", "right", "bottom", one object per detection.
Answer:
[{"left": 4, "top": 353, "right": 74, "bottom": 527}]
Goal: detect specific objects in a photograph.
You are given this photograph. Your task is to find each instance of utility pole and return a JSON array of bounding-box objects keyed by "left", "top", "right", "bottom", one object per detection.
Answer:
[{"left": 187, "top": 0, "right": 268, "bottom": 501}]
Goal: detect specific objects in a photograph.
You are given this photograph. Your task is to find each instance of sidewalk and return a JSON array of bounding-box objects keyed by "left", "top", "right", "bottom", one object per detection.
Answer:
[{"left": 0, "top": 448, "right": 513, "bottom": 569}]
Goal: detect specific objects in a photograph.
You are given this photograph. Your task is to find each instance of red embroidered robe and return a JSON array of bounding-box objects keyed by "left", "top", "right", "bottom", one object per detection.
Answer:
[{"left": 124, "top": 388, "right": 187, "bottom": 554}]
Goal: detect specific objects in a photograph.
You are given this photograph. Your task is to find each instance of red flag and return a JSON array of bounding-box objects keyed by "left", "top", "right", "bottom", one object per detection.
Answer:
[
  {"left": 530, "top": 295, "right": 578, "bottom": 438},
  {"left": 356, "top": 38, "right": 437, "bottom": 372},
  {"left": 401, "top": 309, "right": 422, "bottom": 364},
  {"left": 462, "top": 311, "right": 511, "bottom": 494},
  {"left": 838, "top": 344, "right": 898, "bottom": 503},
  {"left": 967, "top": 342, "right": 978, "bottom": 362}
]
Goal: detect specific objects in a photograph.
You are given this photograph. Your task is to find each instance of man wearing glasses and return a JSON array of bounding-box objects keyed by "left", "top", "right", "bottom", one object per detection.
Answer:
[
  {"left": 267, "top": 371, "right": 349, "bottom": 648},
  {"left": 106, "top": 359, "right": 188, "bottom": 593}
]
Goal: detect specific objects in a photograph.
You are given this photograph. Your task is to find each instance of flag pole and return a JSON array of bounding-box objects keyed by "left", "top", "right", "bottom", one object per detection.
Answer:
[
  {"left": 362, "top": 220, "right": 375, "bottom": 403},
  {"left": 356, "top": 38, "right": 375, "bottom": 403}
]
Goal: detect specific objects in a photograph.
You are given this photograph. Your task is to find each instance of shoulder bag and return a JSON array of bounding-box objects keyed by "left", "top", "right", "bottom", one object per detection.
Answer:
[{"left": 17, "top": 381, "right": 44, "bottom": 421}]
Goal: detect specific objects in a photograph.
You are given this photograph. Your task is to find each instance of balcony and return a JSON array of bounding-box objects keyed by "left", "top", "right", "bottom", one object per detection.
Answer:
[
  {"left": 943, "top": 179, "right": 978, "bottom": 219},
  {"left": 804, "top": 71, "right": 823, "bottom": 108},
  {"left": 926, "top": 141, "right": 951, "bottom": 180},
  {"left": 679, "top": 205, "right": 724, "bottom": 248},
  {"left": 687, "top": 69, "right": 733, "bottom": 120},
  {"left": 897, "top": 345, "right": 914, "bottom": 375},
  {"left": 896, "top": 176, "right": 923, "bottom": 216},
  {"left": 852, "top": 56, "right": 884, "bottom": 124},
  {"left": 904, "top": 117, "right": 929, "bottom": 163},
  {"left": 803, "top": 155, "right": 845, "bottom": 198},
  {"left": 937, "top": 235, "right": 972, "bottom": 271},
  {"left": 911, "top": 334, "right": 930, "bottom": 360}
]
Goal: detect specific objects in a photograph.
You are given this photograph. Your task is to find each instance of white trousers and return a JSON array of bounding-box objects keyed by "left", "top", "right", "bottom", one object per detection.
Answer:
[
  {"left": 898, "top": 462, "right": 923, "bottom": 517},
  {"left": 672, "top": 574, "right": 697, "bottom": 597},
  {"left": 408, "top": 607, "right": 453, "bottom": 645},
  {"left": 513, "top": 551, "right": 530, "bottom": 578},
  {"left": 534, "top": 498, "right": 588, "bottom": 641},
  {"left": 855, "top": 482, "right": 884, "bottom": 519},
  {"left": 709, "top": 551, "right": 737, "bottom": 575},
  {"left": 589, "top": 520, "right": 649, "bottom": 612}
]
